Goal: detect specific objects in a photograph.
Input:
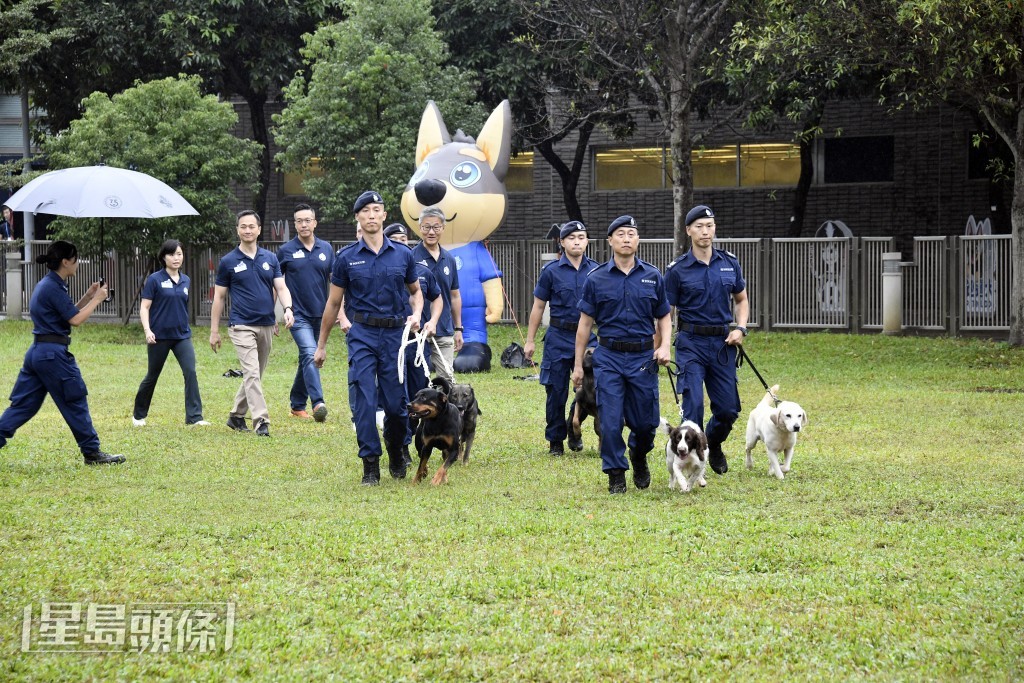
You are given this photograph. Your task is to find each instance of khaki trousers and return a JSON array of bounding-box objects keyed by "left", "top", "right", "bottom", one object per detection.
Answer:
[{"left": 229, "top": 325, "right": 274, "bottom": 426}]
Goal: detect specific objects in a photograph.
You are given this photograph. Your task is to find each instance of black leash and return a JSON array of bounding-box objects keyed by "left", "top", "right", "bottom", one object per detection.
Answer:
[
  {"left": 641, "top": 359, "right": 683, "bottom": 415},
  {"left": 736, "top": 345, "right": 779, "bottom": 405}
]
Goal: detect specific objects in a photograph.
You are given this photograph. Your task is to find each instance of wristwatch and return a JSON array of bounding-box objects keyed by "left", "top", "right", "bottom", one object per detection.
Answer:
[
  {"left": 454, "top": 326, "right": 464, "bottom": 331},
  {"left": 735, "top": 326, "right": 748, "bottom": 336},
  {"left": 284, "top": 306, "right": 293, "bottom": 312}
]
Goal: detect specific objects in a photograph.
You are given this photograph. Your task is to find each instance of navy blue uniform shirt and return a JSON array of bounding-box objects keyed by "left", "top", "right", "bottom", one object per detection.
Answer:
[
  {"left": 141, "top": 270, "right": 192, "bottom": 340},
  {"left": 664, "top": 249, "right": 746, "bottom": 326},
  {"left": 579, "top": 258, "right": 670, "bottom": 339},
  {"left": 215, "top": 247, "right": 282, "bottom": 326},
  {"left": 331, "top": 238, "right": 418, "bottom": 318},
  {"left": 31, "top": 270, "right": 79, "bottom": 336},
  {"left": 412, "top": 263, "right": 442, "bottom": 325},
  {"left": 410, "top": 243, "right": 460, "bottom": 336},
  {"left": 534, "top": 253, "right": 600, "bottom": 323},
  {"left": 277, "top": 236, "right": 334, "bottom": 320}
]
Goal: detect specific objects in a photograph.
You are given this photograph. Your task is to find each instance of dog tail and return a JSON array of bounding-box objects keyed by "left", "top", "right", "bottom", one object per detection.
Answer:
[
  {"left": 659, "top": 417, "right": 673, "bottom": 435},
  {"left": 762, "top": 384, "right": 781, "bottom": 406},
  {"left": 430, "top": 375, "right": 453, "bottom": 396}
]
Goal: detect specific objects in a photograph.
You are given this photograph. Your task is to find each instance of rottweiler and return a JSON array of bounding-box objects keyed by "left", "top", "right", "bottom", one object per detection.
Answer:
[
  {"left": 567, "top": 346, "right": 601, "bottom": 453},
  {"left": 407, "top": 376, "right": 463, "bottom": 485},
  {"left": 448, "top": 382, "right": 481, "bottom": 464}
]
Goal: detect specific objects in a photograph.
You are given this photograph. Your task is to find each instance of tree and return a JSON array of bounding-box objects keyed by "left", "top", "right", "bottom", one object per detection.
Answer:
[
  {"left": 273, "top": 0, "right": 483, "bottom": 219},
  {"left": 43, "top": 75, "right": 260, "bottom": 258},
  {"left": 158, "top": 0, "right": 345, "bottom": 221},
  {"left": 520, "top": 0, "right": 740, "bottom": 252},
  {"left": 436, "top": 0, "right": 638, "bottom": 224}
]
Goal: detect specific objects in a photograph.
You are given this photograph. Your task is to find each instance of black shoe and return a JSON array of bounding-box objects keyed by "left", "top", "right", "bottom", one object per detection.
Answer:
[
  {"left": 255, "top": 421, "right": 270, "bottom": 437},
  {"left": 709, "top": 443, "right": 728, "bottom": 474},
  {"left": 387, "top": 443, "right": 407, "bottom": 479},
  {"left": 312, "top": 403, "right": 328, "bottom": 423},
  {"left": 227, "top": 415, "right": 250, "bottom": 432},
  {"left": 401, "top": 445, "right": 412, "bottom": 468},
  {"left": 630, "top": 450, "right": 651, "bottom": 489},
  {"left": 567, "top": 434, "right": 583, "bottom": 452},
  {"left": 84, "top": 451, "right": 125, "bottom": 466},
  {"left": 362, "top": 456, "right": 381, "bottom": 486},
  {"left": 608, "top": 469, "right": 627, "bottom": 494},
  {"left": 548, "top": 440, "right": 564, "bottom": 456}
]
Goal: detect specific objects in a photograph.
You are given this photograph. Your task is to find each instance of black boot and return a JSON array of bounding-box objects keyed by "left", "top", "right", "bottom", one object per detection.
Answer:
[
  {"left": 548, "top": 440, "right": 564, "bottom": 456},
  {"left": 386, "top": 442, "right": 407, "bottom": 479},
  {"left": 401, "top": 445, "right": 412, "bottom": 468},
  {"left": 361, "top": 456, "right": 381, "bottom": 486},
  {"left": 709, "top": 442, "right": 728, "bottom": 474},
  {"left": 608, "top": 468, "right": 627, "bottom": 494},
  {"left": 629, "top": 450, "right": 651, "bottom": 489}
]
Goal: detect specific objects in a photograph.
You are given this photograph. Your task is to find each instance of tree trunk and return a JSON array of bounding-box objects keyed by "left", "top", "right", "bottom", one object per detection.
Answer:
[
  {"left": 789, "top": 106, "right": 823, "bottom": 237},
  {"left": 535, "top": 119, "right": 595, "bottom": 224},
  {"left": 246, "top": 92, "right": 270, "bottom": 222},
  {"left": 668, "top": 80, "right": 693, "bottom": 256},
  {"left": 1008, "top": 121, "right": 1023, "bottom": 346}
]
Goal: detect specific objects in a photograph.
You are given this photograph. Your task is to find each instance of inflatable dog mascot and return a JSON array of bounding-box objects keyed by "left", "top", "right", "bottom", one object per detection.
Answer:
[{"left": 401, "top": 100, "right": 511, "bottom": 372}]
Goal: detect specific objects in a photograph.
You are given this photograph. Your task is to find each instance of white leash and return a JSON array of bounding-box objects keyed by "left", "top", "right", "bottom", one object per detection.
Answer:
[{"left": 397, "top": 321, "right": 455, "bottom": 383}]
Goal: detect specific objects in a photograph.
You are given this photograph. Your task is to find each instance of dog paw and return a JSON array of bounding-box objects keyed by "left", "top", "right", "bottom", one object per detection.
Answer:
[
  {"left": 781, "top": 465, "right": 791, "bottom": 473},
  {"left": 698, "top": 477, "right": 707, "bottom": 487}
]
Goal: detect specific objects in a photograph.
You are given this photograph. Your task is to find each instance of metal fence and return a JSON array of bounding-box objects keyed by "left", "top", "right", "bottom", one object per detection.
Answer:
[{"left": 4, "top": 235, "right": 1014, "bottom": 338}]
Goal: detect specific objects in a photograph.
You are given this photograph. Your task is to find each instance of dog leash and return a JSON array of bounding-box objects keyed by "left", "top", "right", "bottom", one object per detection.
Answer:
[
  {"left": 736, "top": 345, "right": 779, "bottom": 405},
  {"left": 397, "top": 320, "right": 456, "bottom": 384},
  {"left": 640, "top": 359, "right": 684, "bottom": 417}
]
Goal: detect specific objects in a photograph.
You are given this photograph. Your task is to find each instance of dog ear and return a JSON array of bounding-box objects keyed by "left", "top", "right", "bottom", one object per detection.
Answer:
[
  {"left": 431, "top": 375, "right": 453, "bottom": 396},
  {"left": 800, "top": 411, "right": 808, "bottom": 427},
  {"left": 771, "top": 409, "right": 784, "bottom": 428},
  {"left": 415, "top": 101, "right": 452, "bottom": 167},
  {"left": 475, "top": 100, "right": 511, "bottom": 181}
]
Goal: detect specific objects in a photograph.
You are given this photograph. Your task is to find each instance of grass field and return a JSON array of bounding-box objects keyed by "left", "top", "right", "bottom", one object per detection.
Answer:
[{"left": 0, "top": 319, "right": 1022, "bottom": 681}]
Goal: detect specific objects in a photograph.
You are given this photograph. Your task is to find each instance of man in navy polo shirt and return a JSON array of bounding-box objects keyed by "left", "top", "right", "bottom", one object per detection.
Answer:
[
  {"left": 277, "top": 203, "right": 334, "bottom": 423},
  {"left": 573, "top": 215, "right": 672, "bottom": 494},
  {"left": 665, "top": 205, "right": 749, "bottom": 475},
  {"left": 410, "top": 207, "right": 462, "bottom": 383},
  {"left": 524, "top": 220, "right": 599, "bottom": 455},
  {"left": 314, "top": 191, "right": 424, "bottom": 486},
  {"left": 210, "top": 210, "right": 295, "bottom": 437}
]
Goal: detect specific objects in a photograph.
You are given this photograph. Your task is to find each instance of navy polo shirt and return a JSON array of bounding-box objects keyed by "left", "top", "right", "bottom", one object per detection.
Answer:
[
  {"left": 664, "top": 249, "right": 746, "bottom": 326},
  {"left": 277, "top": 236, "right": 334, "bottom": 320},
  {"left": 141, "top": 270, "right": 192, "bottom": 340},
  {"left": 534, "top": 253, "right": 600, "bottom": 323},
  {"left": 579, "top": 258, "right": 670, "bottom": 339},
  {"left": 331, "top": 238, "right": 418, "bottom": 318},
  {"left": 413, "top": 263, "right": 442, "bottom": 324},
  {"left": 410, "top": 243, "right": 460, "bottom": 336},
  {"left": 30, "top": 270, "right": 78, "bottom": 336},
  {"left": 215, "top": 246, "right": 282, "bottom": 326}
]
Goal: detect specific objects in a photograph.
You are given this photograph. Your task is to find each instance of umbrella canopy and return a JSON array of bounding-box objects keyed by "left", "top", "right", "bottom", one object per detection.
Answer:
[{"left": 5, "top": 165, "right": 198, "bottom": 219}]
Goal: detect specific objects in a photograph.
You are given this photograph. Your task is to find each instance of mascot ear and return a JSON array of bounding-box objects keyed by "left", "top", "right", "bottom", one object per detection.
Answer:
[
  {"left": 416, "top": 101, "right": 452, "bottom": 167},
  {"left": 476, "top": 100, "right": 511, "bottom": 181}
]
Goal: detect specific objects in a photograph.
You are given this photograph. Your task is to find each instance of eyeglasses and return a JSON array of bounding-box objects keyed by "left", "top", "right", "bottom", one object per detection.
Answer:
[
  {"left": 420, "top": 224, "right": 444, "bottom": 233},
  {"left": 294, "top": 218, "right": 315, "bottom": 225}
]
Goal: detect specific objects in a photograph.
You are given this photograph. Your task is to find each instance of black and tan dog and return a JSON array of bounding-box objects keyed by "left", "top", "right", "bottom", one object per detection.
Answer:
[
  {"left": 407, "top": 377, "right": 463, "bottom": 485},
  {"left": 567, "top": 346, "right": 601, "bottom": 453},
  {"left": 448, "top": 382, "right": 480, "bottom": 464}
]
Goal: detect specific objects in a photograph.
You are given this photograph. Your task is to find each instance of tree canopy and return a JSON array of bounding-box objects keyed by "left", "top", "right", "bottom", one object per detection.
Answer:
[
  {"left": 42, "top": 75, "right": 260, "bottom": 258},
  {"left": 273, "top": 0, "right": 483, "bottom": 220}
]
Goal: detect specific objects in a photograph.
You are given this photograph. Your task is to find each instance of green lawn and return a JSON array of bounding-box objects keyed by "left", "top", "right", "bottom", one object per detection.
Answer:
[{"left": 1, "top": 320, "right": 1022, "bottom": 680}]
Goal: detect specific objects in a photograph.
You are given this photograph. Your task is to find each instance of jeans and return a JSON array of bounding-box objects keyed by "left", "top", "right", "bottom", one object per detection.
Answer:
[
  {"left": 288, "top": 315, "right": 324, "bottom": 410},
  {"left": 133, "top": 338, "right": 204, "bottom": 424}
]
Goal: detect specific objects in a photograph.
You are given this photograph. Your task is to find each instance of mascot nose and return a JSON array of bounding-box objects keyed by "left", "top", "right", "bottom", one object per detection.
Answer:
[{"left": 414, "top": 179, "right": 447, "bottom": 206}]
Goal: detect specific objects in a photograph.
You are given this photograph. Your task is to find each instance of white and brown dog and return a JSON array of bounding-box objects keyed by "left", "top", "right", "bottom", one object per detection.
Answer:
[
  {"left": 659, "top": 417, "right": 709, "bottom": 492},
  {"left": 744, "top": 384, "right": 808, "bottom": 480}
]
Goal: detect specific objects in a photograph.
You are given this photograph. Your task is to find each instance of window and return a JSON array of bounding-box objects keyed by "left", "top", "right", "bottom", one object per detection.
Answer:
[
  {"left": 506, "top": 152, "right": 534, "bottom": 192},
  {"left": 596, "top": 143, "right": 800, "bottom": 191},
  {"left": 823, "top": 136, "right": 894, "bottom": 183},
  {"left": 282, "top": 158, "right": 324, "bottom": 196}
]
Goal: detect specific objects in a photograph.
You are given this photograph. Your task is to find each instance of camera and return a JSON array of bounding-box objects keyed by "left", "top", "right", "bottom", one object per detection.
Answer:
[{"left": 99, "top": 277, "right": 114, "bottom": 302}]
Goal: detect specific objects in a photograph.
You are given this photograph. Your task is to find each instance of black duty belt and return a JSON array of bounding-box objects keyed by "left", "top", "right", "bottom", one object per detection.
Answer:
[
  {"left": 34, "top": 334, "right": 71, "bottom": 346},
  {"left": 677, "top": 322, "right": 730, "bottom": 336},
  {"left": 598, "top": 337, "right": 653, "bottom": 352},
  {"left": 351, "top": 312, "right": 404, "bottom": 329},
  {"left": 548, "top": 317, "right": 578, "bottom": 332}
]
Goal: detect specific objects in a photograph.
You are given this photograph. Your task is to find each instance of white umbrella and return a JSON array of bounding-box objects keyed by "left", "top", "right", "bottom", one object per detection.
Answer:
[{"left": 5, "top": 165, "right": 199, "bottom": 220}]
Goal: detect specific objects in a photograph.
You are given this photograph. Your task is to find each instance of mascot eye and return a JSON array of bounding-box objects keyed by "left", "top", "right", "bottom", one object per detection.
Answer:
[
  {"left": 410, "top": 161, "right": 429, "bottom": 185},
  {"left": 450, "top": 161, "right": 481, "bottom": 188}
]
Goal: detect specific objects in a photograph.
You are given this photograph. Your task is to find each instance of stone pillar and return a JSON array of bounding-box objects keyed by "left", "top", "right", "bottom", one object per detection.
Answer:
[
  {"left": 539, "top": 252, "right": 558, "bottom": 327},
  {"left": 881, "top": 252, "right": 902, "bottom": 336},
  {"left": 5, "top": 250, "right": 23, "bottom": 320}
]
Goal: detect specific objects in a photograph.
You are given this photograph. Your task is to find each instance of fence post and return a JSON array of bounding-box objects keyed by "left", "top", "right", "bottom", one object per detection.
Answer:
[
  {"left": 882, "top": 252, "right": 903, "bottom": 335},
  {"left": 5, "top": 249, "right": 23, "bottom": 320}
]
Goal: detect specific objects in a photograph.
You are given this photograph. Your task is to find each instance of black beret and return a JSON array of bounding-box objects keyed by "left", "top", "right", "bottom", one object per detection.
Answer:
[
  {"left": 607, "top": 215, "right": 637, "bottom": 236},
  {"left": 559, "top": 221, "right": 587, "bottom": 239},
  {"left": 353, "top": 190, "right": 384, "bottom": 214},
  {"left": 685, "top": 205, "right": 714, "bottom": 226},
  {"left": 383, "top": 223, "right": 407, "bottom": 238}
]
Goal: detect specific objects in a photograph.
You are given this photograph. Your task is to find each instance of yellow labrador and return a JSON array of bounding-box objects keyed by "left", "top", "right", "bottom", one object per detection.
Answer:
[{"left": 744, "top": 384, "right": 808, "bottom": 480}]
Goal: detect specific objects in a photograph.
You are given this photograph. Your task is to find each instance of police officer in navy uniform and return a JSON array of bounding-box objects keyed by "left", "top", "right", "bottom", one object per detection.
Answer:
[
  {"left": 315, "top": 192, "right": 424, "bottom": 485},
  {"left": 524, "top": 220, "right": 599, "bottom": 455},
  {"left": 277, "top": 203, "right": 334, "bottom": 423},
  {"left": 664, "top": 205, "right": 750, "bottom": 474},
  {"left": 0, "top": 241, "right": 125, "bottom": 464},
  {"left": 573, "top": 216, "right": 672, "bottom": 494}
]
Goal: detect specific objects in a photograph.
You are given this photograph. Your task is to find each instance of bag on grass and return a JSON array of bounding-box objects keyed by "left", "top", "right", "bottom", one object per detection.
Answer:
[{"left": 500, "top": 342, "right": 528, "bottom": 369}]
